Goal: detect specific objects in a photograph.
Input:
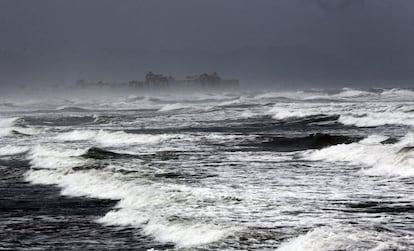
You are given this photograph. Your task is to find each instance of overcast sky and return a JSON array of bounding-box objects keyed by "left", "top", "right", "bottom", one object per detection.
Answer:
[{"left": 0, "top": 0, "right": 413, "bottom": 88}]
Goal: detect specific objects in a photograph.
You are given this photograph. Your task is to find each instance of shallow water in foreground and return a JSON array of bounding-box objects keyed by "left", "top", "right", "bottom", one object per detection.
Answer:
[{"left": 1, "top": 88, "right": 414, "bottom": 250}]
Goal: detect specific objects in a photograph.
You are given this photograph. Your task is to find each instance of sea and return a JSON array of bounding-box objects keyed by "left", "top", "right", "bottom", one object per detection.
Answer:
[{"left": 1, "top": 87, "right": 414, "bottom": 250}]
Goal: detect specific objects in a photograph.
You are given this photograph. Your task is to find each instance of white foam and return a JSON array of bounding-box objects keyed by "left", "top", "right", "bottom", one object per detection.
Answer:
[
  {"left": 13, "top": 127, "right": 43, "bottom": 136},
  {"left": 55, "top": 130, "right": 176, "bottom": 147},
  {"left": 158, "top": 103, "right": 190, "bottom": 112},
  {"left": 55, "top": 105, "right": 88, "bottom": 112},
  {"left": 101, "top": 208, "right": 233, "bottom": 248},
  {"left": 269, "top": 105, "right": 325, "bottom": 120},
  {"left": 254, "top": 91, "right": 330, "bottom": 101},
  {"left": 55, "top": 130, "right": 98, "bottom": 141},
  {"left": 304, "top": 133, "right": 414, "bottom": 177},
  {"left": 0, "top": 117, "right": 20, "bottom": 137},
  {"left": 141, "top": 221, "right": 232, "bottom": 248},
  {"left": 216, "top": 98, "right": 242, "bottom": 107},
  {"left": 0, "top": 145, "right": 29, "bottom": 156},
  {"left": 333, "top": 88, "right": 378, "bottom": 99},
  {"left": 380, "top": 88, "right": 414, "bottom": 101},
  {"left": 338, "top": 111, "right": 414, "bottom": 127},
  {"left": 277, "top": 226, "right": 407, "bottom": 251},
  {"left": 25, "top": 166, "right": 238, "bottom": 248},
  {"left": 0, "top": 117, "right": 41, "bottom": 137},
  {"left": 0, "top": 128, "right": 12, "bottom": 137},
  {"left": 28, "top": 145, "right": 87, "bottom": 170},
  {"left": 268, "top": 103, "right": 414, "bottom": 127}
]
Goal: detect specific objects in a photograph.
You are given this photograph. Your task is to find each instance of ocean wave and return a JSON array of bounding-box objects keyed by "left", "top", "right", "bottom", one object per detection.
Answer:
[
  {"left": 0, "top": 117, "right": 26, "bottom": 137},
  {"left": 259, "top": 133, "right": 361, "bottom": 152},
  {"left": 303, "top": 133, "right": 414, "bottom": 177},
  {"left": 329, "top": 88, "right": 414, "bottom": 101},
  {"left": 55, "top": 130, "right": 176, "bottom": 147},
  {"left": 380, "top": 88, "right": 414, "bottom": 100},
  {"left": 277, "top": 225, "right": 410, "bottom": 251},
  {"left": 0, "top": 117, "right": 42, "bottom": 137},
  {"left": 254, "top": 91, "right": 331, "bottom": 102},
  {"left": 55, "top": 106, "right": 91, "bottom": 112},
  {"left": 147, "top": 93, "right": 238, "bottom": 104},
  {"left": 268, "top": 103, "right": 414, "bottom": 127},
  {"left": 100, "top": 210, "right": 234, "bottom": 248},
  {"left": 338, "top": 112, "right": 414, "bottom": 127},
  {"left": 24, "top": 164, "right": 239, "bottom": 248},
  {"left": 81, "top": 147, "right": 138, "bottom": 159},
  {"left": 269, "top": 105, "right": 324, "bottom": 120},
  {"left": 256, "top": 88, "right": 414, "bottom": 103},
  {"left": 158, "top": 103, "right": 192, "bottom": 112},
  {"left": 0, "top": 145, "right": 30, "bottom": 156},
  {"left": 333, "top": 88, "right": 379, "bottom": 99},
  {"left": 0, "top": 117, "right": 23, "bottom": 127},
  {"left": 28, "top": 145, "right": 88, "bottom": 170}
]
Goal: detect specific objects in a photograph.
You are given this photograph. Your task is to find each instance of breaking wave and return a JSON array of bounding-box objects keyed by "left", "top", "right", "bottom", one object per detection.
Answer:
[
  {"left": 0, "top": 145, "right": 30, "bottom": 156},
  {"left": 158, "top": 103, "right": 192, "bottom": 112},
  {"left": 333, "top": 88, "right": 380, "bottom": 99},
  {"left": 55, "top": 130, "right": 176, "bottom": 147},
  {"left": 24, "top": 145, "right": 239, "bottom": 248},
  {"left": 269, "top": 103, "right": 414, "bottom": 127},
  {"left": 55, "top": 106, "right": 91, "bottom": 112},
  {"left": 277, "top": 225, "right": 411, "bottom": 251},
  {"left": 303, "top": 133, "right": 414, "bottom": 177},
  {"left": 338, "top": 112, "right": 414, "bottom": 127},
  {"left": 258, "top": 88, "right": 414, "bottom": 102},
  {"left": 28, "top": 145, "right": 88, "bottom": 170},
  {"left": 0, "top": 117, "right": 33, "bottom": 137}
]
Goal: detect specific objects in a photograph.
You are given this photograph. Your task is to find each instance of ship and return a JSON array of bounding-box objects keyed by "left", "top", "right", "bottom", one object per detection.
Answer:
[{"left": 77, "top": 72, "right": 239, "bottom": 91}]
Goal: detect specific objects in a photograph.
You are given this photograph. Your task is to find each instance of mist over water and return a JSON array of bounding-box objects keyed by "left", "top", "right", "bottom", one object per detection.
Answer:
[
  {"left": 1, "top": 88, "right": 414, "bottom": 250},
  {"left": 1, "top": 0, "right": 414, "bottom": 250}
]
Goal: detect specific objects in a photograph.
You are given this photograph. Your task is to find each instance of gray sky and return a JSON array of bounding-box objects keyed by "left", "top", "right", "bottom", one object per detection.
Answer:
[{"left": 0, "top": 0, "right": 413, "bottom": 88}]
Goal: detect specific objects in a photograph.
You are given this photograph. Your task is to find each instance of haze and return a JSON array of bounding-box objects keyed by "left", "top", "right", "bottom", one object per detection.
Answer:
[{"left": 1, "top": 0, "right": 413, "bottom": 91}]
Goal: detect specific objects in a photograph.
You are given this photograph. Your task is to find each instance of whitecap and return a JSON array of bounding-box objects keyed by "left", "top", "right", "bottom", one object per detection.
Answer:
[
  {"left": 277, "top": 225, "right": 409, "bottom": 251},
  {"left": 55, "top": 130, "right": 176, "bottom": 147},
  {"left": 24, "top": 167, "right": 239, "bottom": 248},
  {"left": 333, "top": 88, "right": 378, "bottom": 99},
  {"left": 0, "top": 145, "right": 30, "bottom": 156},
  {"left": 158, "top": 103, "right": 190, "bottom": 112},
  {"left": 0, "top": 117, "right": 22, "bottom": 137},
  {"left": 28, "top": 145, "right": 87, "bottom": 170},
  {"left": 303, "top": 133, "right": 414, "bottom": 177}
]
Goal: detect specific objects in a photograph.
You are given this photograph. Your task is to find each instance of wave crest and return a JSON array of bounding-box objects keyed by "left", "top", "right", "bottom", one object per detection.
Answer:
[
  {"left": 277, "top": 225, "right": 409, "bottom": 251},
  {"left": 303, "top": 133, "right": 414, "bottom": 177},
  {"left": 55, "top": 130, "right": 176, "bottom": 147}
]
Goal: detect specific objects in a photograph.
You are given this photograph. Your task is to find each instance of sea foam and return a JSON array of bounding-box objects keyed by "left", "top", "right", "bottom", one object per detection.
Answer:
[
  {"left": 28, "top": 145, "right": 87, "bottom": 170},
  {"left": 0, "top": 145, "right": 30, "bottom": 156},
  {"left": 303, "top": 133, "right": 414, "bottom": 177},
  {"left": 55, "top": 130, "right": 176, "bottom": 147},
  {"left": 0, "top": 117, "right": 20, "bottom": 137},
  {"left": 158, "top": 103, "right": 191, "bottom": 112},
  {"left": 277, "top": 225, "right": 408, "bottom": 251},
  {"left": 269, "top": 103, "right": 414, "bottom": 127},
  {"left": 25, "top": 164, "right": 238, "bottom": 248}
]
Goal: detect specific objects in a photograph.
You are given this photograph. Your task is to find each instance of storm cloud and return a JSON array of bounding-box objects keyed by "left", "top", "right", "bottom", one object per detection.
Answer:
[
  {"left": 311, "top": 0, "right": 365, "bottom": 12},
  {"left": 0, "top": 0, "right": 413, "bottom": 89}
]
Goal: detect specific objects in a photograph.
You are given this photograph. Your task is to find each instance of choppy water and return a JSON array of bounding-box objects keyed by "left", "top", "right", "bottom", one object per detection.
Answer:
[{"left": 1, "top": 88, "right": 414, "bottom": 250}]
